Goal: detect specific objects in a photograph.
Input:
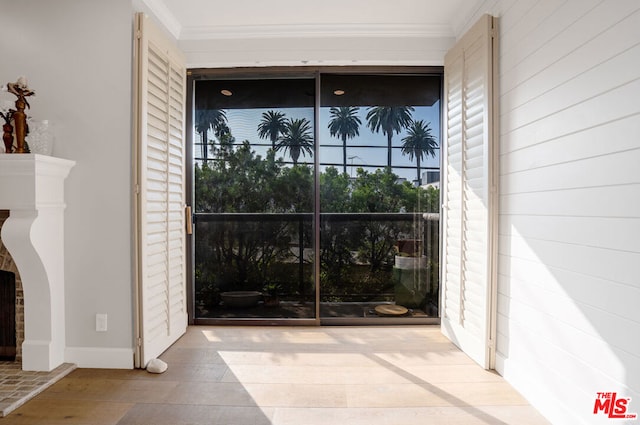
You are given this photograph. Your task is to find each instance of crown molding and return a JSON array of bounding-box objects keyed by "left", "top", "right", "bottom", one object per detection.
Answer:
[
  {"left": 139, "top": 0, "right": 182, "bottom": 40},
  {"left": 450, "top": 0, "right": 486, "bottom": 38},
  {"left": 180, "top": 23, "right": 454, "bottom": 41}
]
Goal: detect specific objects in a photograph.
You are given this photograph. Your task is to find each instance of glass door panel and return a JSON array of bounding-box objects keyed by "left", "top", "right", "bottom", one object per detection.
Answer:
[
  {"left": 318, "top": 74, "right": 441, "bottom": 320},
  {"left": 190, "top": 70, "right": 442, "bottom": 324},
  {"left": 193, "top": 78, "right": 316, "bottom": 320}
]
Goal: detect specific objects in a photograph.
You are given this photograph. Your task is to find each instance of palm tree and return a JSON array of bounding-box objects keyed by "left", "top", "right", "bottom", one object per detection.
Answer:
[
  {"left": 213, "top": 121, "right": 230, "bottom": 141},
  {"left": 276, "top": 118, "right": 314, "bottom": 166},
  {"left": 195, "top": 108, "right": 227, "bottom": 163},
  {"left": 365, "top": 106, "right": 414, "bottom": 169},
  {"left": 257, "top": 110, "right": 287, "bottom": 150},
  {"left": 401, "top": 120, "right": 438, "bottom": 185},
  {"left": 328, "top": 107, "right": 361, "bottom": 175}
]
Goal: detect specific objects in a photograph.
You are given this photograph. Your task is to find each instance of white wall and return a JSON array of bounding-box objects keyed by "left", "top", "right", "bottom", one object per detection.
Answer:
[
  {"left": 179, "top": 35, "right": 454, "bottom": 68},
  {"left": 460, "top": 1, "right": 640, "bottom": 424},
  {"left": 0, "top": 0, "right": 135, "bottom": 368},
  {"left": 158, "top": 0, "right": 465, "bottom": 68}
]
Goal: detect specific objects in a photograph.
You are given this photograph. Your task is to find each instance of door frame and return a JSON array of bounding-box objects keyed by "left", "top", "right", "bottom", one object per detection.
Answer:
[{"left": 185, "top": 66, "right": 443, "bottom": 326}]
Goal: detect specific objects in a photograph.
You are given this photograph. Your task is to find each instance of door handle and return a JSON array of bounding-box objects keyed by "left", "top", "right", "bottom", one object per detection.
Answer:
[{"left": 185, "top": 205, "right": 193, "bottom": 235}]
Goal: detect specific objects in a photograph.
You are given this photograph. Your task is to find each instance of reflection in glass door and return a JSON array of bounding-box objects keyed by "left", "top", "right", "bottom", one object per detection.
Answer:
[
  {"left": 192, "top": 78, "right": 317, "bottom": 322},
  {"left": 191, "top": 70, "right": 441, "bottom": 324},
  {"left": 318, "top": 74, "right": 441, "bottom": 322}
]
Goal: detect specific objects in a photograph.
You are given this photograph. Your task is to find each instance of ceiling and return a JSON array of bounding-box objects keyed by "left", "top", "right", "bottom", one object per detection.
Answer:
[
  {"left": 139, "top": 0, "right": 483, "bottom": 41},
  {"left": 195, "top": 74, "right": 442, "bottom": 109}
]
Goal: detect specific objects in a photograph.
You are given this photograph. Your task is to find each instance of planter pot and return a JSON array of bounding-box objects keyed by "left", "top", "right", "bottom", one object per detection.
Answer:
[
  {"left": 221, "top": 291, "right": 262, "bottom": 308},
  {"left": 397, "top": 239, "right": 422, "bottom": 256},
  {"left": 394, "top": 255, "right": 427, "bottom": 270},
  {"left": 393, "top": 256, "right": 428, "bottom": 309}
]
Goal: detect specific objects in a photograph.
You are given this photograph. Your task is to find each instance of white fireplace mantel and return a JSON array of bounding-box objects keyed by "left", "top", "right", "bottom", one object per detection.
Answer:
[{"left": 0, "top": 154, "right": 75, "bottom": 371}]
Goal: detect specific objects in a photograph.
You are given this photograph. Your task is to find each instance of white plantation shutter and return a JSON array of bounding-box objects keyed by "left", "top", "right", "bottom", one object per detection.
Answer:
[
  {"left": 134, "top": 13, "right": 187, "bottom": 368},
  {"left": 441, "top": 14, "right": 498, "bottom": 369}
]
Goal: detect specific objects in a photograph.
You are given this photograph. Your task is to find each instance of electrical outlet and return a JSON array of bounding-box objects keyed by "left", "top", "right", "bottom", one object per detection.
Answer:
[{"left": 96, "top": 314, "right": 108, "bottom": 332}]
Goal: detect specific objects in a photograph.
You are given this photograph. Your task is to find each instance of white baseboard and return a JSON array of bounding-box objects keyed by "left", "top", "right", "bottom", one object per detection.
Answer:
[{"left": 65, "top": 346, "right": 134, "bottom": 369}]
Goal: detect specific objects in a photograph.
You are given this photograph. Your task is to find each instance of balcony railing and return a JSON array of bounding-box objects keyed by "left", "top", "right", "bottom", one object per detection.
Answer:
[{"left": 194, "top": 212, "right": 439, "bottom": 320}]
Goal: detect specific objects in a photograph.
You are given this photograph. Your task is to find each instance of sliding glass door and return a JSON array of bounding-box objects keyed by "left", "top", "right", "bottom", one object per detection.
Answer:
[
  {"left": 192, "top": 77, "right": 317, "bottom": 322},
  {"left": 318, "top": 74, "right": 441, "bottom": 322},
  {"left": 190, "top": 69, "right": 441, "bottom": 324}
]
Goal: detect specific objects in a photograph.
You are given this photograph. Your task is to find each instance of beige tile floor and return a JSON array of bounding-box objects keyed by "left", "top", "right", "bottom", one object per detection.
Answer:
[{"left": 1, "top": 326, "right": 551, "bottom": 425}]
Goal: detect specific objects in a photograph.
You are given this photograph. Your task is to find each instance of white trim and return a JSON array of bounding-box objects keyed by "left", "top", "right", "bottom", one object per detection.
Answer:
[
  {"left": 138, "top": 0, "right": 182, "bottom": 40},
  {"left": 486, "top": 15, "right": 499, "bottom": 371},
  {"left": 65, "top": 347, "right": 134, "bottom": 369},
  {"left": 180, "top": 23, "right": 453, "bottom": 40},
  {"left": 450, "top": 1, "right": 487, "bottom": 39}
]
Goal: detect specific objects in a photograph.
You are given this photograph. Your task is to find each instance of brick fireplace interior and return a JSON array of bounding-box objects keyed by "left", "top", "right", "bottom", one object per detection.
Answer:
[{"left": 0, "top": 210, "right": 24, "bottom": 362}]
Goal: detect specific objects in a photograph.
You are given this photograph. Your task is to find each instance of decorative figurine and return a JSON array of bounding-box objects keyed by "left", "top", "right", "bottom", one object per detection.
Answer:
[
  {"left": 0, "top": 109, "right": 13, "bottom": 153},
  {"left": 6, "top": 77, "right": 35, "bottom": 154}
]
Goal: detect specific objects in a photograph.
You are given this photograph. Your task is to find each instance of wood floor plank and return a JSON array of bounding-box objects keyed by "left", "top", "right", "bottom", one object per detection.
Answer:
[
  {"left": 38, "top": 378, "right": 179, "bottom": 403},
  {"left": 1, "top": 326, "right": 550, "bottom": 425},
  {"left": 115, "top": 404, "right": 274, "bottom": 425},
  {"left": 6, "top": 399, "right": 133, "bottom": 425}
]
